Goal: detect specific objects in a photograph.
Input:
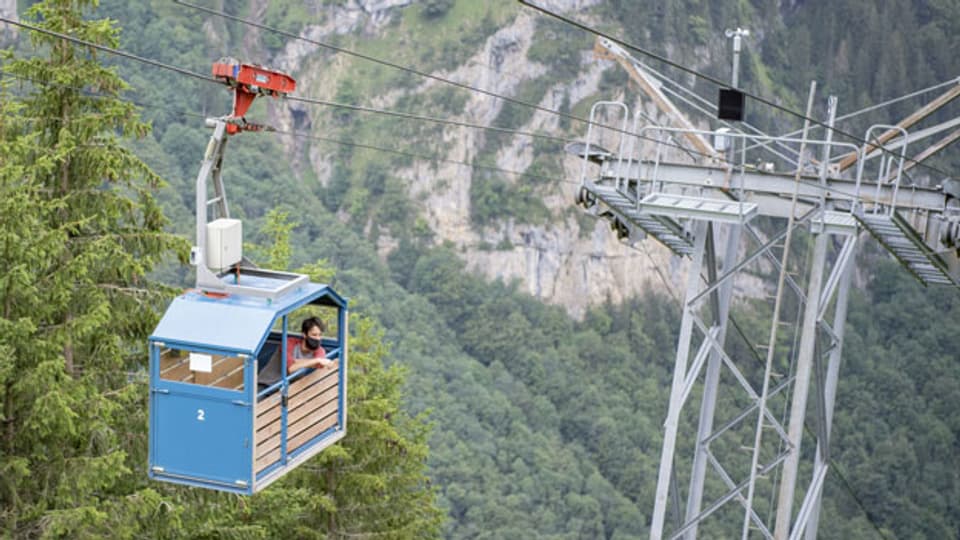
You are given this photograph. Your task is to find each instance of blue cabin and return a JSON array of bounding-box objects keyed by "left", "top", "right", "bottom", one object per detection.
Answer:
[{"left": 148, "top": 272, "right": 348, "bottom": 494}]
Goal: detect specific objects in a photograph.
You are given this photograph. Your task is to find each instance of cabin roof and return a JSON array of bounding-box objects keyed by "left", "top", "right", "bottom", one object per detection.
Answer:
[{"left": 151, "top": 283, "right": 345, "bottom": 354}]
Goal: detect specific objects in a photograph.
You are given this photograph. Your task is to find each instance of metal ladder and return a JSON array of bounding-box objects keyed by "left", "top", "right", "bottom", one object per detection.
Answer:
[
  {"left": 588, "top": 183, "right": 695, "bottom": 256},
  {"left": 856, "top": 210, "right": 957, "bottom": 286}
]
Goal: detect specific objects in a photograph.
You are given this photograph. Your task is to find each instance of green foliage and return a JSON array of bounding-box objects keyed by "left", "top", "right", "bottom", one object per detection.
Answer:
[
  {"left": 526, "top": 18, "right": 592, "bottom": 80},
  {"left": 246, "top": 207, "right": 298, "bottom": 270},
  {"left": 819, "top": 260, "right": 960, "bottom": 539},
  {"left": 0, "top": 0, "right": 187, "bottom": 536},
  {"left": 281, "top": 316, "right": 445, "bottom": 538},
  {"left": 3, "top": 0, "right": 959, "bottom": 538},
  {"left": 400, "top": 0, "right": 506, "bottom": 72},
  {"left": 261, "top": 3, "right": 315, "bottom": 54},
  {"left": 421, "top": 0, "right": 454, "bottom": 20},
  {"left": 469, "top": 172, "right": 551, "bottom": 227}
]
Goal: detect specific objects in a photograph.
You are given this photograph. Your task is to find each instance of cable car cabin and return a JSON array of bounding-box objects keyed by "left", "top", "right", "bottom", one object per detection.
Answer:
[{"left": 148, "top": 274, "right": 348, "bottom": 495}]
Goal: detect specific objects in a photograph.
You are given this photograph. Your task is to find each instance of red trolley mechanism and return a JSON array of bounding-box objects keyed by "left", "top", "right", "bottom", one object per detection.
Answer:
[{"left": 212, "top": 58, "right": 297, "bottom": 133}]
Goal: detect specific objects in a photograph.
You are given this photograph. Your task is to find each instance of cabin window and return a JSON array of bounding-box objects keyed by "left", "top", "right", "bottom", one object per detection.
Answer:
[{"left": 159, "top": 348, "right": 245, "bottom": 391}]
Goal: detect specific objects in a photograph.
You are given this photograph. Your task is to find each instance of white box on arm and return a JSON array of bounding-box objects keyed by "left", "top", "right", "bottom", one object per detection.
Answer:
[{"left": 206, "top": 218, "right": 242, "bottom": 271}]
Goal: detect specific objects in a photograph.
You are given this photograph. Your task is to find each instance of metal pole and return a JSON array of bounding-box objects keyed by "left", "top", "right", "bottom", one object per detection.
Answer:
[
  {"left": 650, "top": 221, "right": 709, "bottom": 540},
  {"left": 773, "top": 92, "right": 836, "bottom": 539},
  {"left": 683, "top": 45, "right": 752, "bottom": 531},
  {"left": 773, "top": 231, "right": 829, "bottom": 539},
  {"left": 682, "top": 44, "right": 752, "bottom": 531},
  {"left": 732, "top": 37, "right": 741, "bottom": 89},
  {"left": 194, "top": 120, "right": 227, "bottom": 278},
  {"left": 725, "top": 28, "right": 750, "bottom": 89},
  {"left": 684, "top": 221, "right": 741, "bottom": 539},
  {"left": 741, "top": 81, "right": 817, "bottom": 540},
  {"left": 803, "top": 238, "right": 856, "bottom": 540}
]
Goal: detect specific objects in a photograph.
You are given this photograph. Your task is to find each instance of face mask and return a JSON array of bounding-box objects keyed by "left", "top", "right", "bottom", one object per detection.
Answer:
[{"left": 305, "top": 337, "right": 321, "bottom": 351}]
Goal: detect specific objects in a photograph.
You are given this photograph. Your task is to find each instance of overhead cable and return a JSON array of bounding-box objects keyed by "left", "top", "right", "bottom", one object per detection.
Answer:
[
  {"left": 0, "top": 15, "right": 580, "bottom": 148},
  {"left": 173, "top": 0, "right": 725, "bottom": 163},
  {"left": 0, "top": 12, "right": 724, "bottom": 166},
  {"left": 1, "top": 14, "right": 925, "bottom": 206},
  {"left": 174, "top": 2, "right": 615, "bottom": 133},
  {"left": 269, "top": 127, "right": 564, "bottom": 184},
  {"left": 2, "top": 69, "right": 566, "bottom": 185},
  {"left": 286, "top": 95, "right": 573, "bottom": 145}
]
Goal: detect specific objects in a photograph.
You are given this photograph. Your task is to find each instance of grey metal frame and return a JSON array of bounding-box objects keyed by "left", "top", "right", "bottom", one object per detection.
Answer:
[
  {"left": 193, "top": 119, "right": 308, "bottom": 299},
  {"left": 571, "top": 86, "right": 959, "bottom": 537}
]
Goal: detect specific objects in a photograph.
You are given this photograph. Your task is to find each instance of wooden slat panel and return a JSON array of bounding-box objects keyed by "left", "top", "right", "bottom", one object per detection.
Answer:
[
  {"left": 287, "top": 414, "right": 338, "bottom": 453},
  {"left": 287, "top": 401, "right": 339, "bottom": 445},
  {"left": 256, "top": 402, "right": 282, "bottom": 429},
  {"left": 161, "top": 359, "right": 192, "bottom": 382},
  {"left": 161, "top": 352, "right": 244, "bottom": 387},
  {"left": 256, "top": 386, "right": 338, "bottom": 440},
  {"left": 289, "top": 362, "right": 339, "bottom": 396},
  {"left": 256, "top": 448, "right": 280, "bottom": 474},
  {"left": 211, "top": 368, "right": 245, "bottom": 390},
  {"left": 160, "top": 350, "right": 187, "bottom": 372},
  {"left": 255, "top": 413, "right": 339, "bottom": 473},
  {"left": 288, "top": 365, "right": 328, "bottom": 392},
  {"left": 289, "top": 387, "right": 338, "bottom": 428},
  {"left": 256, "top": 432, "right": 281, "bottom": 460},
  {"left": 255, "top": 398, "right": 281, "bottom": 429},
  {"left": 257, "top": 393, "right": 281, "bottom": 414},
  {"left": 289, "top": 368, "right": 338, "bottom": 408},
  {"left": 288, "top": 376, "right": 338, "bottom": 416},
  {"left": 253, "top": 365, "right": 338, "bottom": 425},
  {"left": 257, "top": 416, "right": 281, "bottom": 442},
  {"left": 193, "top": 355, "right": 234, "bottom": 385}
]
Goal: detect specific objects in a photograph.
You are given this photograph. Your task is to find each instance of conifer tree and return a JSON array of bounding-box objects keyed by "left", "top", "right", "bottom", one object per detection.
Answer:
[
  {"left": 245, "top": 212, "right": 445, "bottom": 539},
  {"left": 0, "top": 0, "right": 187, "bottom": 536},
  {"left": 291, "top": 315, "right": 444, "bottom": 539}
]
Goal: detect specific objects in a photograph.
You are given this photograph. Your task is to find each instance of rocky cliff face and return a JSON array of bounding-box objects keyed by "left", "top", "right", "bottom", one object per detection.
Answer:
[
  {"left": 0, "top": 0, "right": 17, "bottom": 41},
  {"left": 270, "top": 0, "right": 691, "bottom": 318}
]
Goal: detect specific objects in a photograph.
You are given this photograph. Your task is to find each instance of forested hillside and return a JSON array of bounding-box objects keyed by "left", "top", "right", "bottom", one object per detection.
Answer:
[{"left": 2, "top": 0, "right": 959, "bottom": 538}]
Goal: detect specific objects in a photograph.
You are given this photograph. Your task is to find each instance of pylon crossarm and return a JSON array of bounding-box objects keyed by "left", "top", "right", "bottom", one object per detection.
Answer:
[{"left": 599, "top": 159, "right": 947, "bottom": 216}]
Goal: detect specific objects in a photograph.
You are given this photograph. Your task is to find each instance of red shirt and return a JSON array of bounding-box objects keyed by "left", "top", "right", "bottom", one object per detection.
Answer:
[{"left": 285, "top": 336, "right": 326, "bottom": 371}]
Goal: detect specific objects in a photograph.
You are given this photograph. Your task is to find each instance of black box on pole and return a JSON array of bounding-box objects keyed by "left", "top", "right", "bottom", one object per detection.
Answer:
[{"left": 718, "top": 88, "right": 745, "bottom": 121}]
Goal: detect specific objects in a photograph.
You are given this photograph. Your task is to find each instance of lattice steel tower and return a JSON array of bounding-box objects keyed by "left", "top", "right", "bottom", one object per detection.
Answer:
[{"left": 571, "top": 36, "right": 960, "bottom": 539}]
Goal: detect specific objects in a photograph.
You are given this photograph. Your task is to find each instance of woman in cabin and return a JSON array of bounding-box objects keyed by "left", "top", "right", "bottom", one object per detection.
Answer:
[
  {"left": 259, "top": 317, "right": 333, "bottom": 389},
  {"left": 286, "top": 317, "right": 333, "bottom": 373}
]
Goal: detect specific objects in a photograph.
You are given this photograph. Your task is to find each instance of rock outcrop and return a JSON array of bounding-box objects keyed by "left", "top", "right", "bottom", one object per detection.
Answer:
[
  {"left": 267, "top": 2, "right": 710, "bottom": 317},
  {"left": 0, "top": 0, "right": 17, "bottom": 41}
]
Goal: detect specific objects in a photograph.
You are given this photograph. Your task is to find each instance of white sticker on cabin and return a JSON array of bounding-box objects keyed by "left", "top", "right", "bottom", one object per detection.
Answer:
[{"left": 189, "top": 353, "right": 213, "bottom": 373}]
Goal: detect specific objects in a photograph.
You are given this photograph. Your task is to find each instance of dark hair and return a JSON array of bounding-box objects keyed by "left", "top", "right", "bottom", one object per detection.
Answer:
[{"left": 301, "top": 316, "right": 326, "bottom": 335}]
